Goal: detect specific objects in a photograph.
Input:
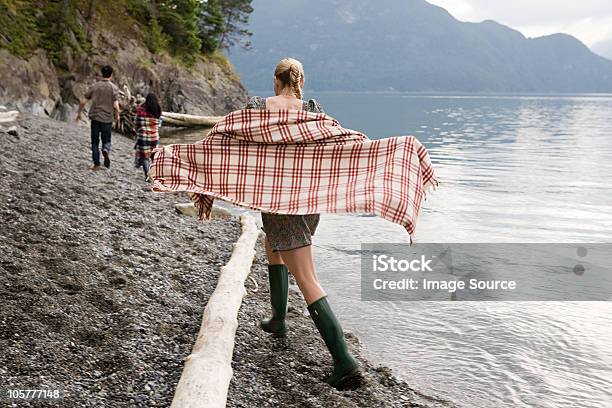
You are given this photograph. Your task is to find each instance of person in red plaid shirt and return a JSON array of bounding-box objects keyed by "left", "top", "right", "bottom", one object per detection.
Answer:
[
  {"left": 134, "top": 93, "right": 162, "bottom": 181},
  {"left": 249, "top": 58, "right": 361, "bottom": 390}
]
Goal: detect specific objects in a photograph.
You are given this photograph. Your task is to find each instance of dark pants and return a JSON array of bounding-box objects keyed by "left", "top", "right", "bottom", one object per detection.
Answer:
[{"left": 91, "top": 120, "right": 112, "bottom": 165}]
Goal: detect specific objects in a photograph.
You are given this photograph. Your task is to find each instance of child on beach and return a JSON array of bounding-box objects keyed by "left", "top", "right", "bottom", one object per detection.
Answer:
[{"left": 134, "top": 93, "right": 162, "bottom": 181}]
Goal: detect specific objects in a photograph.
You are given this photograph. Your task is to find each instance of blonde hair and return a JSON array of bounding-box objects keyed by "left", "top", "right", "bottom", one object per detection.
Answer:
[{"left": 274, "top": 58, "right": 304, "bottom": 99}]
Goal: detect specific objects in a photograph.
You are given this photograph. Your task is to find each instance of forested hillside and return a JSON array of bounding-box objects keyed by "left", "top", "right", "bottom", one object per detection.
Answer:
[
  {"left": 0, "top": 0, "right": 253, "bottom": 118},
  {"left": 0, "top": 0, "right": 252, "bottom": 62}
]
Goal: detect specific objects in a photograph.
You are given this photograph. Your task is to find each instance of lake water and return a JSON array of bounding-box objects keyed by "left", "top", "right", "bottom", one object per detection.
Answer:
[{"left": 162, "top": 93, "right": 612, "bottom": 408}]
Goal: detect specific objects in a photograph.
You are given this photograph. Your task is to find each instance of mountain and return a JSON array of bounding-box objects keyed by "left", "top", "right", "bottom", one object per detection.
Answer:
[
  {"left": 228, "top": 0, "right": 612, "bottom": 93},
  {"left": 593, "top": 37, "right": 612, "bottom": 61}
]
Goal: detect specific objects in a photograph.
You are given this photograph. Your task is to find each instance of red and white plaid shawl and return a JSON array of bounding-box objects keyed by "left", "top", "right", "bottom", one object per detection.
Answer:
[{"left": 150, "top": 109, "right": 438, "bottom": 238}]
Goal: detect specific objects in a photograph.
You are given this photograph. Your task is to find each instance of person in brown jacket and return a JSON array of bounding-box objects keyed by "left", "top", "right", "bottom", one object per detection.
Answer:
[{"left": 76, "top": 65, "right": 120, "bottom": 170}]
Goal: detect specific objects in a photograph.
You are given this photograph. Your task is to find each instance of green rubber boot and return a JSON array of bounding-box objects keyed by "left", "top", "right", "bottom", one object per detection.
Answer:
[
  {"left": 308, "top": 296, "right": 361, "bottom": 390},
  {"left": 260, "top": 264, "right": 289, "bottom": 337}
]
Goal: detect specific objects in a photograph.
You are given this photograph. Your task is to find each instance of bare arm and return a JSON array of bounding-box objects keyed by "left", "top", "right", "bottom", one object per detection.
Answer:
[
  {"left": 113, "top": 100, "right": 120, "bottom": 124},
  {"left": 76, "top": 99, "right": 87, "bottom": 122},
  {"left": 76, "top": 86, "right": 92, "bottom": 122}
]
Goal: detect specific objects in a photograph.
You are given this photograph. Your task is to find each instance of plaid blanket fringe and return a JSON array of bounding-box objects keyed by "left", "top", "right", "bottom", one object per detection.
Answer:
[{"left": 150, "top": 109, "right": 438, "bottom": 239}]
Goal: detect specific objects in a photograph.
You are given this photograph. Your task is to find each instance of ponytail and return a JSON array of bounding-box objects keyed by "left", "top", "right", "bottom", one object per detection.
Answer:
[{"left": 274, "top": 58, "right": 304, "bottom": 99}]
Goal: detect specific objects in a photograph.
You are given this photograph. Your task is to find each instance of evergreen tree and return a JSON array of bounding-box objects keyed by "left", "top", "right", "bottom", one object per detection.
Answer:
[
  {"left": 198, "top": 0, "right": 253, "bottom": 53},
  {"left": 146, "top": 0, "right": 169, "bottom": 53},
  {"left": 198, "top": 0, "right": 225, "bottom": 53},
  {"left": 218, "top": 0, "right": 253, "bottom": 50},
  {"left": 157, "top": 0, "right": 202, "bottom": 60}
]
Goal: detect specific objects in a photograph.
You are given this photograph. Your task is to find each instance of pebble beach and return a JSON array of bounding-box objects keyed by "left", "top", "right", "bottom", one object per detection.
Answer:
[{"left": 0, "top": 114, "right": 448, "bottom": 407}]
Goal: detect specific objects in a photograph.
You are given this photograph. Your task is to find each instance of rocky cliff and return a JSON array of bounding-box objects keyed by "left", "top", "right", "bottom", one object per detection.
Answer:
[{"left": 0, "top": 12, "right": 248, "bottom": 122}]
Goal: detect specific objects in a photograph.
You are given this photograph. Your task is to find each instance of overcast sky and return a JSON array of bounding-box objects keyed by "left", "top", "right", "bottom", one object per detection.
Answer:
[{"left": 427, "top": 0, "right": 612, "bottom": 53}]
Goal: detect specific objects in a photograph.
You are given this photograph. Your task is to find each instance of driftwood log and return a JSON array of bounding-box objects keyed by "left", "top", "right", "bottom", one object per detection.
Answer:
[
  {"left": 0, "top": 111, "right": 19, "bottom": 123},
  {"left": 161, "top": 112, "right": 223, "bottom": 128},
  {"left": 170, "top": 213, "right": 259, "bottom": 408}
]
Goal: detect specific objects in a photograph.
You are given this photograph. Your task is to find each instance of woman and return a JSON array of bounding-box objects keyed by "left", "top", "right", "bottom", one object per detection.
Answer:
[
  {"left": 150, "top": 58, "right": 437, "bottom": 390},
  {"left": 134, "top": 93, "right": 162, "bottom": 181},
  {"left": 245, "top": 58, "right": 361, "bottom": 390}
]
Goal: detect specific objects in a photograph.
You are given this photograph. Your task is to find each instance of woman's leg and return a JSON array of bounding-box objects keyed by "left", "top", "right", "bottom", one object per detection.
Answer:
[
  {"left": 278, "top": 245, "right": 325, "bottom": 305},
  {"left": 265, "top": 237, "right": 284, "bottom": 265},
  {"left": 280, "top": 244, "right": 359, "bottom": 389}
]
